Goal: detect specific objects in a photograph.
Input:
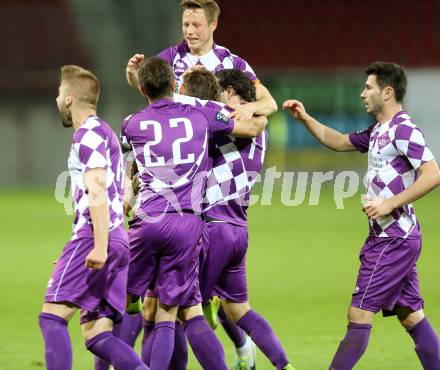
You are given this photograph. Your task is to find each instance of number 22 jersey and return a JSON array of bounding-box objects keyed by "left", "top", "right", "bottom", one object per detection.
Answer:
[{"left": 120, "top": 99, "right": 234, "bottom": 214}]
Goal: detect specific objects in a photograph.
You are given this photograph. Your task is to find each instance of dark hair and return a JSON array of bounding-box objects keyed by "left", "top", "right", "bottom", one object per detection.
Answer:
[
  {"left": 180, "top": 0, "right": 220, "bottom": 23},
  {"left": 365, "top": 62, "right": 407, "bottom": 103},
  {"left": 215, "top": 69, "right": 257, "bottom": 103},
  {"left": 183, "top": 68, "right": 220, "bottom": 100},
  {"left": 138, "top": 57, "right": 175, "bottom": 100}
]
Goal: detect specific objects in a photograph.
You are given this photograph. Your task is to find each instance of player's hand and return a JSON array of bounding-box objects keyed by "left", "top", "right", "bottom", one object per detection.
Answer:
[
  {"left": 229, "top": 102, "right": 257, "bottom": 121},
  {"left": 126, "top": 53, "right": 144, "bottom": 88},
  {"left": 363, "top": 198, "right": 395, "bottom": 219},
  {"left": 85, "top": 248, "right": 108, "bottom": 270},
  {"left": 282, "top": 99, "right": 310, "bottom": 122}
]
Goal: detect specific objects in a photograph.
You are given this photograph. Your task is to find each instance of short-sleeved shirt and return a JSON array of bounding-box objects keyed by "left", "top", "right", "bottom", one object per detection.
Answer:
[
  {"left": 68, "top": 116, "right": 126, "bottom": 240},
  {"left": 173, "top": 93, "right": 267, "bottom": 226},
  {"left": 348, "top": 111, "right": 435, "bottom": 238},
  {"left": 120, "top": 99, "right": 234, "bottom": 215},
  {"left": 157, "top": 41, "right": 258, "bottom": 90}
]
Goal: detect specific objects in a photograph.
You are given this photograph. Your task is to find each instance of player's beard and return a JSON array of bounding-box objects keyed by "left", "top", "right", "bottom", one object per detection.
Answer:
[
  {"left": 368, "top": 99, "right": 384, "bottom": 118},
  {"left": 59, "top": 107, "right": 73, "bottom": 128}
]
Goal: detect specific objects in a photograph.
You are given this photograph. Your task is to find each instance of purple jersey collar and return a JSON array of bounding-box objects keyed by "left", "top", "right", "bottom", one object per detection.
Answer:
[
  {"left": 389, "top": 110, "right": 408, "bottom": 128},
  {"left": 148, "top": 98, "right": 175, "bottom": 109}
]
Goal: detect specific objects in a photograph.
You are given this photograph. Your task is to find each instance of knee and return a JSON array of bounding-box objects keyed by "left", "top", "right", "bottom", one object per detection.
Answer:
[
  {"left": 398, "top": 309, "right": 425, "bottom": 330},
  {"left": 348, "top": 306, "right": 374, "bottom": 325},
  {"left": 155, "top": 301, "right": 178, "bottom": 323},
  {"left": 142, "top": 297, "right": 157, "bottom": 322},
  {"left": 181, "top": 303, "right": 203, "bottom": 322},
  {"left": 222, "top": 301, "right": 251, "bottom": 323}
]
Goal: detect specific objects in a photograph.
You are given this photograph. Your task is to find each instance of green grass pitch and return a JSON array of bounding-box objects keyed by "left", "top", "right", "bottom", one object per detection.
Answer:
[{"left": 1, "top": 186, "right": 439, "bottom": 369}]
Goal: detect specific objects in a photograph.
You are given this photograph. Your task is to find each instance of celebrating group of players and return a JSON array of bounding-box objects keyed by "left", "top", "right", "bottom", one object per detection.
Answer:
[{"left": 39, "top": 1, "right": 440, "bottom": 370}]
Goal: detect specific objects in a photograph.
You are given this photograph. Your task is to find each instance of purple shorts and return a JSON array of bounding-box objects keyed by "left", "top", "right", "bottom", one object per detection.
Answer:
[
  {"left": 351, "top": 236, "right": 424, "bottom": 315},
  {"left": 199, "top": 222, "right": 248, "bottom": 303},
  {"left": 45, "top": 236, "right": 129, "bottom": 324},
  {"left": 127, "top": 213, "right": 204, "bottom": 307}
]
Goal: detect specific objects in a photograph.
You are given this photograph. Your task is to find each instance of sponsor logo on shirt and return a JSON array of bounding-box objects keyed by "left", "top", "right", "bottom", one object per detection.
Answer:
[
  {"left": 174, "top": 59, "right": 188, "bottom": 76},
  {"left": 216, "top": 112, "right": 229, "bottom": 124},
  {"left": 369, "top": 154, "right": 386, "bottom": 170},
  {"left": 378, "top": 133, "right": 390, "bottom": 149}
]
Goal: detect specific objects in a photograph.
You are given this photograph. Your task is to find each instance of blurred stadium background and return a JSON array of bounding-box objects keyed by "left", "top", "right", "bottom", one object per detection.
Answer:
[{"left": 1, "top": 1, "right": 440, "bottom": 369}]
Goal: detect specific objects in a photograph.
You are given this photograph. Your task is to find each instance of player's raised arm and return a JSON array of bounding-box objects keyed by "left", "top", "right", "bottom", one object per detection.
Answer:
[
  {"left": 84, "top": 168, "right": 109, "bottom": 269},
  {"left": 126, "top": 53, "right": 145, "bottom": 90},
  {"left": 283, "top": 99, "right": 356, "bottom": 152},
  {"left": 231, "top": 116, "right": 268, "bottom": 138},
  {"left": 230, "top": 83, "right": 277, "bottom": 121}
]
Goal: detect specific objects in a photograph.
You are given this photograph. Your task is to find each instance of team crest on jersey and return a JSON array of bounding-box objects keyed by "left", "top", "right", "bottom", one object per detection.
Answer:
[
  {"left": 174, "top": 59, "right": 188, "bottom": 76},
  {"left": 216, "top": 112, "right": 229, "bottom": 124},
  {"left": 377, "top": 133, "right": 390, "bottom": 149}
]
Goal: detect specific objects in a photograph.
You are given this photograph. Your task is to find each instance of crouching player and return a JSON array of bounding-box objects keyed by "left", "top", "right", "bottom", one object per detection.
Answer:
[{"left": 39, "top": 65, "right": 148, "bottom": 370}]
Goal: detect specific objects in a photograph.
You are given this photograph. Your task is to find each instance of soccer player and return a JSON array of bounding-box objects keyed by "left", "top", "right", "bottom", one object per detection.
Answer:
[
  {"left": 39, "top": 65, "right": 148, "bottom": 370},
  {"left": 121, "top": 57, "right": 267, "bottom": 370},
  {"left": 126, "top": 0, "right": 277, "bottom": 121},
  {"left": 283, "top": 62, "right": 440, "bottom": 370}
]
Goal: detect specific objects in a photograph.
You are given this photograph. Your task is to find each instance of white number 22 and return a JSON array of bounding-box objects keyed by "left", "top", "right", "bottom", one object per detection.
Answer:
[{"left": 140, "top": 118, "right": 195, "bottom": 167}]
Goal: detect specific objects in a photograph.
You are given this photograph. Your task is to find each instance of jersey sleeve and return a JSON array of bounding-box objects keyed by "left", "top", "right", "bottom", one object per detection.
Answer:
[
  {"left": 348, "top": 124, "right": 374, "bottom": 153},
  {"left": 200, "top": 107, "right": 234, "bottom": 138},
  {"left": 394, "top": 123, "right": 435, "bottom": 170},
  {"left": 120, "top": 115, "right": 134, "bottom": 162},
  {"left": 231, "top": 54, "right": 258, "bottom": 82},
  {"left": 74, "top": 126, "right": 108, "bottom": 172},
  {"left": 157, "top": 46, "right": 176, "bottom": 65}
]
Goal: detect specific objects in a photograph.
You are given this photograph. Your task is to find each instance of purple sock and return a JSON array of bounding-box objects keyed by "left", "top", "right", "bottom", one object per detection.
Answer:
[
  {"left": 141, "top": 320, "right": 155, "bottom": 365},
  {"left": 184, "top": 315, "right": 228, "bottom": 370},
  {"left": 94, "top": 356, "right": 110, "bottom": 370},
  {"left": 119, "top": 313, "right": 143, "bottom": 347},
  {"left": 408, "top": 317, "right": 440, "bottom": 370},
  {"left": 86, "top": 331, "right": 149, "bottom": 370},
  {"left": 38, "top": 313, "right": 72, "bottom": 370},
  {"left": 169, "top": 321, "right": 188, "bottom": 370},
  {"left": 328, "top": 322, "right": 372, "bottom": 370},
  {"left": 237, "top": 310, "right": 289, "bottom": 370},
  {"left": 150, "top": 321, "right": 175, "bottom": 370},
  {"left": 218, "top": 306, "right": 246, "bottom": 348},
  {"left": 94, "top": 313, "right": 143, "bottom": 370}
]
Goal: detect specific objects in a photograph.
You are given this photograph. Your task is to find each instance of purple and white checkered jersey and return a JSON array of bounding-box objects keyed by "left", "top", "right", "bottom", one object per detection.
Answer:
[
  {"left": 173, "top": 93, "right": 267, "bottom": 226},
  {"left": 349, "top": 111, "right": 435, "bottom": 238},
  {"left": 120, "top": 99, "right": 234, "bottom": 215},
  {"left": 158, "top": 41, "right": 258, "bottom": 91},
  {"left": 68, "top": 116, "right": 126, "bottom": 240}
]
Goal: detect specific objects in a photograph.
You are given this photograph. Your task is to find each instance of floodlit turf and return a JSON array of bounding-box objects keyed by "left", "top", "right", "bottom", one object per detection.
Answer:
[{"left": 1, "top": 186, "right": 439, "bottom": 370}]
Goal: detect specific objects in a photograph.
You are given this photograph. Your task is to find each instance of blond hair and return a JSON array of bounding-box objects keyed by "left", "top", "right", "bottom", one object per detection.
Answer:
[
  {"left": 180, "top": 0, "right": 220, "bottom": 23},
  {"left": 60, "top": 65, "right": 100, "bottom": 107}
]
